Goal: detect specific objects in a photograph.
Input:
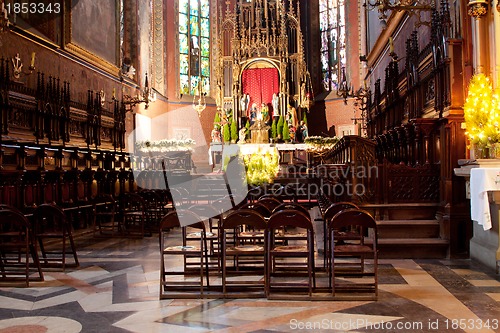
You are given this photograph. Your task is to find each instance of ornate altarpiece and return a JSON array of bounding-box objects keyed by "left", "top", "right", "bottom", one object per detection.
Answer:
[{"left": 215, "top": 0, "right": 312, "bottom": 127}]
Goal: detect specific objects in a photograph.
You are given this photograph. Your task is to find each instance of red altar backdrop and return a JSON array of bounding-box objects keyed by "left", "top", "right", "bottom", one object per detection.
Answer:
[{"left": 242, "top": 68, "right": 279, "bottom": 117}]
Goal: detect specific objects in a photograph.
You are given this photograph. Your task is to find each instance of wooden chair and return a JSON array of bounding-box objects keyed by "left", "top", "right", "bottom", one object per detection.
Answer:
[
  {"left": 34, "top": 204, "right": 79, "bottom": 270},
  {"left": 186, "top": 204, "right": 221, "bottom": 270},
  {"left": 322, "top": 202, "right": 359, "bottom": 267},
  {"left": 240, "top": 202, "right": 272, "bottom": 219},
  {"left": 0, "top": 205, "right": 44, "bottom": 281},
  {"left": 138, "top": 190, "right": 165, "bottom": 231},
  {"left": 272, "top": 202, "right": 310, "bottom": 217},
  {"left": 92, "top": 194, "right": 118, "bottom": 237},
  {"left": 120, "top": 193, "right": 149, "bottom": 237},
  {"left": 266, "top": 210, "right": 315, "bottom": 298},
  {"left": 328, "top": 209, "right": 378, "bottom": 298},
  {"left": 221, "top": 209, "right": 267, "bottom": 297},
  {"left": 0, "top": 209, "right": 43, "bottom": 286},
  {"left": 159, "top": 210, "right": 209, "bottom": 299},
  {"left": 257, "top": 197, "right": 282, "bottom": 212}
]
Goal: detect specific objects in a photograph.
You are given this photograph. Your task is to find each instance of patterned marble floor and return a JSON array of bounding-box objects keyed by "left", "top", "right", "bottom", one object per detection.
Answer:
[{"left": 0, "top": 231, "right": 499, "bottom": 333}]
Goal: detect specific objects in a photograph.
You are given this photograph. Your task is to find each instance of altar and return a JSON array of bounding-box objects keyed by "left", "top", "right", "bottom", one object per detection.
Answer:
[
  {"left": 455, "top": 162, "right": 500, "bottom": 274},
  {"left": 209, "top": 143, "right": 307, "bottom": 170}
]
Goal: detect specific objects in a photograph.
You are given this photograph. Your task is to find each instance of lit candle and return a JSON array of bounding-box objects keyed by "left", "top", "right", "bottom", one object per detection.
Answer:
[
  {"left": 30, "top": 52, "right": 36, "bottom": 68},
  {"left": 389, "top": 37, "right": 394, "bottom": 53}
]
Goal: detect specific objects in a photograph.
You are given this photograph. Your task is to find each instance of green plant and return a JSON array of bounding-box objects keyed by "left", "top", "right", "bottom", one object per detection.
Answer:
[
  {"left": 282, "top": 123, "right": 290, "bottom": 141},
  {"left": 223, "top": 123, "right": 230, "bottom": 143},
  {"left": 277, "top": 115, "right": 284, "bottom": 138},
  {"left": 271, "top": 117, "right": 277, "bottom": 139},
  {"left": 214, "top": 112, "right": 221, "bottom": 130},
  {"left": 243, "top": 150, "right": 279, "bottom": 185},
  {"left": 245, "top": 120, "right": 250, "bottom": 139},
  {"left": 230, "top": 117, "right": 238, "bottom": 142}
]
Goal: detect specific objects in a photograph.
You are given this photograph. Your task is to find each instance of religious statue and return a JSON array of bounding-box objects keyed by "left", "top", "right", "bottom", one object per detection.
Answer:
[
  {"left": 296, "top": 121, "right": 308, "bottom": 143},
  {"left": 286, "top": 104, "right": 298, "bottom": 129},
  {"left": 249, "top": 103, "right": 258, "bottom": 125},
  {"left": 261, "top": 103, "right": 270, "bottom": 124},
  {"left": 240, "top": 93, "right": 250, "bottom": 116},
  {"left": 238, "top": 127, "right": 247, "bottom": 144},
  {"left": 211, "top": 125, "right": 222, "bottom": 143},
  {"left": 272, "top": 93, "right": 279, "bottom": 116}
]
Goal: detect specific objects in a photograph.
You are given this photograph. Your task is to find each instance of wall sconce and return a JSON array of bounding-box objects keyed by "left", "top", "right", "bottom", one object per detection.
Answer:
[
  {"left": 365, "top": 0, "right": 436, "bottom": 27},
  {"left": 122, "top": 72, "right": 156, "bottom": 110},
  {"left": 12, "top": 52, "right": 36, "bottom": 79},
  {"left": 192, "top": 83, "right": 206, "bottom": 117}
]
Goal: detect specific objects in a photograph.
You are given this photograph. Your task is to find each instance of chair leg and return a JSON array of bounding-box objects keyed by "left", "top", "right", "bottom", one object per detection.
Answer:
[{"left": 68, "top": 233, "right": 79, "bottom": 267}]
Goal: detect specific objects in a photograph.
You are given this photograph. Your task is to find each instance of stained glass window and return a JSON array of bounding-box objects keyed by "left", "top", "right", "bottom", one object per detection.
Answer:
[
  {"left": 320, "top": 0, "right": 346, "bottom": 92},
  {"left": 179, "top": 0, "right": 210, "bottom": 95}
]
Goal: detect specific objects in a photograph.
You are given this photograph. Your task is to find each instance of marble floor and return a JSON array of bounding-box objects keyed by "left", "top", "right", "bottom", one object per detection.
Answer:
[{"left": 0, "top": 230, "right": 500, "bottom": 333}]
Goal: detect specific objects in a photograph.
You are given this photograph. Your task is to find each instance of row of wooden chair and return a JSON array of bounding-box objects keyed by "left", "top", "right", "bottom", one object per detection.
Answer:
[
  {"left": 159, "top": 206, "right": 316, "bottom": 299},
  {"left": 0, "top": 204, "right": 79, "bottom": 286}
]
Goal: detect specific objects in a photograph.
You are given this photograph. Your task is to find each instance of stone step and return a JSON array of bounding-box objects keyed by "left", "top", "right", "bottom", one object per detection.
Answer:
[
  {"left": 374, "top": 238, "right": 449, "bottom": 259},
  {"left": 376, "top": 219, "right": 440, "bottom": 239}
]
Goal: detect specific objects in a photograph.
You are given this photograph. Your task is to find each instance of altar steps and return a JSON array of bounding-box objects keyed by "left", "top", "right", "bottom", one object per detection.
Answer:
[{"left": 360, "top": 203, "right": 449, "bottom": 258}]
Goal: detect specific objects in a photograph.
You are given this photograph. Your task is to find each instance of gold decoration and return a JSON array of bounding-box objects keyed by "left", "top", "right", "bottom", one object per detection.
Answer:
[{"left": 468, "top": 0, "right": 489, "bottom": 19}]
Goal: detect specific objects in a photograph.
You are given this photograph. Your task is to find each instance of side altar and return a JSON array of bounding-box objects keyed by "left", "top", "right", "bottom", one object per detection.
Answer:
[{"left": 455, "top": 160, "right": 500, "bottom": 274}]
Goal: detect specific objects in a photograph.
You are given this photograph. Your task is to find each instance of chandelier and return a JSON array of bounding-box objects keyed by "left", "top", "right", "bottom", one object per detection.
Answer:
[
  {"left": 192, "top": 83, "right": 206, "bottom": 117},
  {"left": 365, "top": 0, "right": 436, "bottom": 27}
]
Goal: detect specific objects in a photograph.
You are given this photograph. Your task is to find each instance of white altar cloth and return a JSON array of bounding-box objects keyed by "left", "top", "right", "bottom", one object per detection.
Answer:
[{"left": 470, "top": 167, "right": 500, "bottom": 230}]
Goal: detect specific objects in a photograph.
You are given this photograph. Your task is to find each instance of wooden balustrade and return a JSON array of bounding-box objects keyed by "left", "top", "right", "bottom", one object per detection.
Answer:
[{"left": 321, "top": 135, "right": 378, "bottom": 204}]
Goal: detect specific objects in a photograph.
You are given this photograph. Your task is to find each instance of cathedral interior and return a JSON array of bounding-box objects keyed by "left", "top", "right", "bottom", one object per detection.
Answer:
[{"left": 0, "top": 0, "right": 500, "bottom": 332}]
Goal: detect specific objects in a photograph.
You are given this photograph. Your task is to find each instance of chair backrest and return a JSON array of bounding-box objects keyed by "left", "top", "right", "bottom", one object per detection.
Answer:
[
  {"left": 259, "top": 194, "right": 283, "bottom": 203},
  {"left": 257, "top": 197, "right": 282, "bottom": 212},
  {"left": 187, "top": 204, "right": 221, "bottom": 220},
  {"left": 35, "top": 204, "right": 69, "bottom": 234},
  {"left": 240, "top": 202, "right": 272, "bottom": 218},
  {"left": 0, "top": 204, "right": 24, "bottom": 215},
  {"left": 159, "top": 210, "right": 206, "bottom": 230},
  {"left": 323, "top": 202, "right": 359, "bottom": 221},
  {"left": 223, "top": 209, "right": 267, "bottom": 230},
  {"left": 121, "top": 193, "right": 146, "bottom": 212},
  {"left": 272, "top": 203, "right": 309, "bottom": 217},
  {"left": 268, "top": 209, "right": 313, "bottom": 230},
  {"left": 0, "top": 209, "right": 30, "bottom": 234},
  {"left": 328, "top": 208, "right": 377, "bottom": 234}
]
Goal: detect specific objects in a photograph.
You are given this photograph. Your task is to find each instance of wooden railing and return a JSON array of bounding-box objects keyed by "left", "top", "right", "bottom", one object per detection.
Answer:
[{"left": 319, "top": 135, "right": 378, "bottom": 203}]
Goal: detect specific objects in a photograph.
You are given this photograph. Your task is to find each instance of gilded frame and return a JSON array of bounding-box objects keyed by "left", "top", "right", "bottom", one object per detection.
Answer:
[{"left": 63, "top": 0, "right": 120, "bottom": 75}]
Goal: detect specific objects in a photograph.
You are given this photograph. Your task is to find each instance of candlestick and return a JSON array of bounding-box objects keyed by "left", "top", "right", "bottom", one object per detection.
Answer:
[{"left": 30, "top": 52, "right": 36, "bottom": 68}]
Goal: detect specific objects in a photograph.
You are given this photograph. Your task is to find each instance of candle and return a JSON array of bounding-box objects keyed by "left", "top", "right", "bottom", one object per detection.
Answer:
[
  {"left": 30, "top": 52, "right": 36, "bottom": 68},
  {"left": 112, "top": 88, "right": 116, "bottom": 99},
  {"left": 389, "top": 37, "right": 394, "bottom": 53}
]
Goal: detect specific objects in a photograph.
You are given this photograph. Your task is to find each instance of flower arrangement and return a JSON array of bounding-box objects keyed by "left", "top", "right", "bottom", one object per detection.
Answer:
[
  {"left": 242, "top": 150, "right": 279, "bottom": 185},
  {"left": 135, "top": 138, "right": 196, "bottom": 152},
  {"left": 305, "top": 136, "right": 339, "bottom": 153}
]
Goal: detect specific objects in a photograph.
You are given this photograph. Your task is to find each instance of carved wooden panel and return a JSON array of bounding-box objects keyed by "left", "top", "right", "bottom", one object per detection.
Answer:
[{"left": 387, "top": 164, "right": 440, "bottom": 203}]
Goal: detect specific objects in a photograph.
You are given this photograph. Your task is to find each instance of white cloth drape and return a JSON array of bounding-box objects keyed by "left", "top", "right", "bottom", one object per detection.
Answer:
[{"left": 470, "top": 167, "right": 500, "bottom": 230}]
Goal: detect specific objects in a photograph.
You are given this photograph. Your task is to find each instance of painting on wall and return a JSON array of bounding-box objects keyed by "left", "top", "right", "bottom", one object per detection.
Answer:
[{"left": 65, "top": 0, "right": 119, "bottom": 73}]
